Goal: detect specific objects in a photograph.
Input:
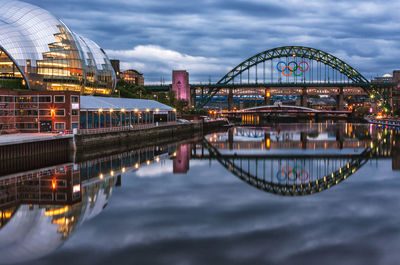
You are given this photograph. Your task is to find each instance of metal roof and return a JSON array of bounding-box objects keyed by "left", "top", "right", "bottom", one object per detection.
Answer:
[{"left": 80, "top": 96, "right": 174, "bottom": 111}]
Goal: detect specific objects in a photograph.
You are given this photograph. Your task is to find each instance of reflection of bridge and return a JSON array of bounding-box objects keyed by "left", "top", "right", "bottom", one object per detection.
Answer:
[
  {"left": 197, "top": 131, "right": 393, "bottom": 196},
  {"left": 185, "top": 125, "right": 396, "bottom": 196}
]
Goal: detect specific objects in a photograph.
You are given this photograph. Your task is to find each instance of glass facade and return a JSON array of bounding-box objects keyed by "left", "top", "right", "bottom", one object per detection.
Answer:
[{"left": 0, "top": 0, "right": 116, "bottom": 94}]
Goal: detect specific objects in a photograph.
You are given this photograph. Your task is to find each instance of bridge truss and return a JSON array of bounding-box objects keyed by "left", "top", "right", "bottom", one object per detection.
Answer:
[{"left": 195, "top": 46, "right": 393, "bottom": 110}]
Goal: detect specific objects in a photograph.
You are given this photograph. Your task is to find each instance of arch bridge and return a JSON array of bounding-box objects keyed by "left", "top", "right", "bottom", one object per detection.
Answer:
[{"left": 191, "top": 46, "right": 394, "bottom": 111}]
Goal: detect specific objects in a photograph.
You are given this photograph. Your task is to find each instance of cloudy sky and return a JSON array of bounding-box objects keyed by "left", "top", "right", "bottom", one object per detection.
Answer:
[{"left": 24, "top": 0, "right": 400, "bottom": 83}]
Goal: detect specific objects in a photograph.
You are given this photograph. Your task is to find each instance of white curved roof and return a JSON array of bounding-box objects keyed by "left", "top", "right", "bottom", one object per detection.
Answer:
[
  {"left": 80, "top": 96, "right": 174, "bottom": 111},
  {"left": 0, "top": 0, "right": 65, "bottom": 67}
]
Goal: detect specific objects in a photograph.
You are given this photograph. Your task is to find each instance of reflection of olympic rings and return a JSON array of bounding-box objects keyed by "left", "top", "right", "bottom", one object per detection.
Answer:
[
  {"left": 276, "top": 61, "right": 310, "bottom": 77},
  {"left": 276, "top": 165, "right": 309, "bottom": 183}
]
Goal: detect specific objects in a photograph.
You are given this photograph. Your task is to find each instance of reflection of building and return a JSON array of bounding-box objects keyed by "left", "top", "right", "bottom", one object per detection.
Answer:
[
  {"left": 120, "top": 69, "right": 144, "bottom": 86},
  {"left": 0, "top": 164, "right": 117, "bottom": 264},
  {"left": 173, "top": 144, "right": 191, "bottom": 174}
]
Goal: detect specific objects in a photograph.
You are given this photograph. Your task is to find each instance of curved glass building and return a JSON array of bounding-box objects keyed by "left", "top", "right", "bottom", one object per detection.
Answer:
[{"left": 0, "top": 0, "right": 116, "bottom": 95}]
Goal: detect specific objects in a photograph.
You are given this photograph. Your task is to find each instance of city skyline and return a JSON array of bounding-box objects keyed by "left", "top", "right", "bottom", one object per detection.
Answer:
[{"left": 22, "top": 0, "right": 400, "bottom": 83}]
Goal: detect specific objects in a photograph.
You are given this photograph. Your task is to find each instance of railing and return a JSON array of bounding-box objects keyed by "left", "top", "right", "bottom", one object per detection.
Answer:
[{"left": 78, "top": 121, "right": 183, "bottom": 135}]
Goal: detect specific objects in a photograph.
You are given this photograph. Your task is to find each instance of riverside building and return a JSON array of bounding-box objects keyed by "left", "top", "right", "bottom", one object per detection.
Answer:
[{"left": 0, "top": 1, "right": 175, "bottom": 134}]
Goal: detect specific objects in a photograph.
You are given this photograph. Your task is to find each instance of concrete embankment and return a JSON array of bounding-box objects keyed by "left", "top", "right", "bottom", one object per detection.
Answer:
[
  {"left": 0, "top": 120, "right": 228, "bottom": 164},
  {"left": 74, "top": 120, "right": 227, "bottom": 151}
]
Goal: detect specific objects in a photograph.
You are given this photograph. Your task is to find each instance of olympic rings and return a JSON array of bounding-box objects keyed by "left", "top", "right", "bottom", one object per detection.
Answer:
[
  {"left": 298, "top": 61, "right": 309, "bottom": 72},
  {"left": 282, "top": 66, "right": 293, "bottom": 77},
  {"left": 276, "top": 61, "right": 310, "bottom": 77},
  {"left": 276, "top": 165, "right": 310, "bottom": 183}
]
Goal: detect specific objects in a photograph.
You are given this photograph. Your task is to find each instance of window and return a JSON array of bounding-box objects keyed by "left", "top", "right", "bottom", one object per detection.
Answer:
[
  {"left": 55, "top": 109, "right": 65, "bottom": 116},
  {"left": 71, "top": 96, "right": 79, "bottom": 103},
  {"left": 39, "top": 96, "right": 51, "bottom": 103},
  {"left": 72, "top": 109, "right": 79, "bottom": 116},
  {"left": 72, "top": 123, "right": 79, "bottom": 129},
  {"left": 17, "top": 96, "right": 38, "bottom": 103},
  {"left": 39, "top": 110, "right": 51, "bottom": 116},
  {"left": 55, "top": 123, "right": 65, "bottom": 130},
  {"left": 54, "top": 96, "right": 65, "bottom": 103}
]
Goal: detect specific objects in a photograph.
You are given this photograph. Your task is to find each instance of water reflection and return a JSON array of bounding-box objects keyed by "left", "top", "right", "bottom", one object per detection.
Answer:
[
  {"left": 0, "top": 143, "right": 177, "bottom": 264},
  {"left": 0, "top": 123, "right": 399, "bottom": 264},
  {"left": 194, "top": 123, "right": 397, "bottom": 196}
]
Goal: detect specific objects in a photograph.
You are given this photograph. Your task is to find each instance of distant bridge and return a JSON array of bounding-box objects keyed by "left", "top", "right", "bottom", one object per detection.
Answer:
[{"left": 146, "top": 46, "right": 395, "bottom": 111}]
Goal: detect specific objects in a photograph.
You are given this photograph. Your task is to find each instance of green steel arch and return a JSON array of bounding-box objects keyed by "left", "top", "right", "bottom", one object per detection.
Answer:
[
  {"left": 218, "top": 46, "right": 369, "bottom": 84},
  {"left": 198, "top": 46, "right": 392, "bottom": 110}
]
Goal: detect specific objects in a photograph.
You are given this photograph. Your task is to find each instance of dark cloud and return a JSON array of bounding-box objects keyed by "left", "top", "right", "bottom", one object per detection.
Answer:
[{"left": 21, "top": 0, "right": 400, "bottom": 82}]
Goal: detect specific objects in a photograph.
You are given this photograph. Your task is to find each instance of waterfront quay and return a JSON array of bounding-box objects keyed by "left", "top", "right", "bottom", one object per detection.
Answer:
[{"left": 0, "top": 119, "right": 228, "bottom": 161}]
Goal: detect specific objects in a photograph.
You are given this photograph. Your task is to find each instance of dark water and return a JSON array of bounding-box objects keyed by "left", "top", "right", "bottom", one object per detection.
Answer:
[{"left": 1, "top": 123, "right": 400, "bottom": 265}]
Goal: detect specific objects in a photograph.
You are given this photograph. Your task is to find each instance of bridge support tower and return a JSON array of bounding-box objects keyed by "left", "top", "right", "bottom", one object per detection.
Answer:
[
  {"left": 228, "top": 88, "right": 234, "bottom": 111},
  {"left": 301, "top": 88, "right": 308, "bottom": 108},
  {"left": 337, "top": 87, "right": 344, "bottom": 111}
]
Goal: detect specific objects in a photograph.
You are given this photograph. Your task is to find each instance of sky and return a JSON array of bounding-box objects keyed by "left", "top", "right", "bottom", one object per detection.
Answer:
[{"left": 23, "top": 0, "right": 400, "bottom": 84}]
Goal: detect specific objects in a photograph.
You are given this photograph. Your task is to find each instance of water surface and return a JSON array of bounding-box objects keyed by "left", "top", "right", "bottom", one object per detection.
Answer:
[{"left": 1, "top": 123, "right": 399, "bottom": 265}]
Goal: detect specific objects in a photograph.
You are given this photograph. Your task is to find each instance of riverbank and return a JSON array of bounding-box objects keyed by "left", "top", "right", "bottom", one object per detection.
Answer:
[{"left": 0, "top": 120, "right": 228, "bottom": 163}]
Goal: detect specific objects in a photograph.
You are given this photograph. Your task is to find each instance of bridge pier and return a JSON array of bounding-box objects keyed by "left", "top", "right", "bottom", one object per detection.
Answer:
[
  {"left": 228, "top": 128, "right": 234, "bottom": 150},
  {"left": 337, "top": 87, "right": 344, "bottom": 111},
  {"left": 228, "top": 88, "right": 234, "bottom": 111},
  {"left": 301, "top": 132, "right": 307, "bottom": 149},
  {"left": 336, "top": 125, "right": 344, "bottom": 149},
  {"left": 301, "top": 88, "right": 308, "bottom": 108}
]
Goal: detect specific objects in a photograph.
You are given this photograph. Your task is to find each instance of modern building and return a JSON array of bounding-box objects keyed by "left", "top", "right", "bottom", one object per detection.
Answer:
[
  {"left": 0, "top": 1, "right": 116, "bottom": 95},
  {"left": 0, "top": 1, "right": 175, "bottom": 134},
  {"left": 120, "top": 69, "right": 144, "bottom": 86}
]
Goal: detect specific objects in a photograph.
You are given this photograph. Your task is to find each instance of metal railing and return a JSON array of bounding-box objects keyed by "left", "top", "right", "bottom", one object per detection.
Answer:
[{"left": 78, "top": 121, "right": 182, "bottom": 135}]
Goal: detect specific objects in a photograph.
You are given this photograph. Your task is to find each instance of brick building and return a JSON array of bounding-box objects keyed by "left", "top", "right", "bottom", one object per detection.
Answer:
[
  {"left": 0, "top": 90, "right": 80, "bottom": 133},
  {"left": 120, "top": 70, "right": 145, "bottom": 86}
]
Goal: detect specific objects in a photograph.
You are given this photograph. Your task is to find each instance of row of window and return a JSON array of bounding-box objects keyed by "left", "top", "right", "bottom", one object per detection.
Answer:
[
  {"left": 0, "top": 109, "right": 69, "bottom": 117},
  {"left": 0, "top": 109, "right": 80, "bottom": 117},
  {"left": 0, "top": 95, "right": 79, "bottom": 103}
]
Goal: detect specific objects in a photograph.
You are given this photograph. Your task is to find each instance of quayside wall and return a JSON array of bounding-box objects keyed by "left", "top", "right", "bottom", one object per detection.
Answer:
[
  {"left": 74, "top": 120, "right": 227, "bottom": 150},
  {"left": 0, "top": 120, "right": 228, "bottom": 163}
]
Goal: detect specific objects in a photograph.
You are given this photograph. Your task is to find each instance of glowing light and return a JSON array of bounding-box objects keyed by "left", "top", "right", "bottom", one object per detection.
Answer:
[
  {"left": 135, "top": 163, "right": 139, "bottom": 169},
  {"left": 122, "top": 167, "right": 126, "bottom": 173},
  {"left": 121, "top": 109, "right": 126, "bottom": 112},
  {"left": 110, "top": 109, "right": 114, "bottom": 113},
  {"left": 45, "top": 206, "right": 69, "bottom": 216},
  {"left": 134, "top": 109, "right": 139, "bottom": 112},
  {"left": 146, "top": 160, "right": 151, "bottom": 165},
  {"left": 146, "top": 109, "right": 150, "bottom": 112},
  {"left": 111, "top": 170, "right": 115, "bottom": 176},
  {"left": 73, "top": 184, "right": 81, "bottom": 193},
  {"left": 100, "top": 173, "right": 104, "bottom": 179},
  {"left": 99, "top": 108, "right": 103, "bottom": 112},
  {"left": 52, "top": 179, "right": 56, "bottom": 190}
]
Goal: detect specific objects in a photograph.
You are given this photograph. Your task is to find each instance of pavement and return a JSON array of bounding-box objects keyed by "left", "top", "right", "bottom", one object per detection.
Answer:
[{"left": 0, "top": 133, "right": 73, "bottom": 146}]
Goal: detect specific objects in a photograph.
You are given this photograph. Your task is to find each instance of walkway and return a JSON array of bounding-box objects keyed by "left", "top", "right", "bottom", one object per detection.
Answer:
[{"left": 0, "top": 133, "right": 73, "bottom": 146}]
